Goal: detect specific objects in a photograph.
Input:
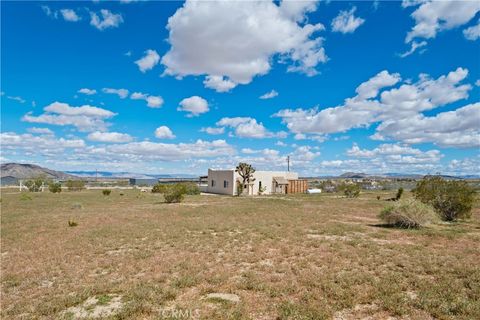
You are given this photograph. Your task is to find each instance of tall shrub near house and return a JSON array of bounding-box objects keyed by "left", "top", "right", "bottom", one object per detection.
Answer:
[
  {"left": 24, "top": 178, "right": 46, "bottom": 192},
  {"left": 49, "top": 182, "right": 62, "bottom": 193},
  {"left": 66, "top": 180, "right": 86, "bottom": 191},
  {"left": 412, "top": 176, "right": 475, "bottom": 221},
  {"left": 339, "top": 183, "right": 360, "bottom": 198},
  {"left": 164, "top": 184, "right": 186, "bottom": 203},
  {"left": 235, "top": 162, "right": 256, "bottom": 196}
]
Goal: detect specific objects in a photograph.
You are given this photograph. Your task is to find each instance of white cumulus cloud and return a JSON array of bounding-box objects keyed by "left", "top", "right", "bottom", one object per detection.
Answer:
[
  {"left": 78, "top": 88, "right": 97, "bottom": 95},
  {"left": 178, "top": 96, "right": 209, "bottom": 116},
  {"left": 155, "top": 126, "right": 176, "bottom": 139},
  {"left": 331, "top": 7, "right": 365, "bottom": 34},
  {"left": 274, "top": 67, "right": 476, "bottom": 147},
  {"left": 216, "top": 117, "right": 287, "bottom": 139},
  {"left": 463, "top": 19, "right": 480, "bottom": 41},
  {"left": 90, "top": 9, "right": 123, "bottom": 31},
  {"left": 60, "top": 9, "right": 81, "bottom": 22},
  {"left": 259, "top": 90, "right": 279, "bottom": 99},
  {"left": 161, "top": 0, "right": 327, "bottom": 91},
  {"left": 404, "top": 0, "right": 480, "bottom": 43},
  {"left": 135, "top": 49, "right": 160, "bottom": 73},
  {"left": 87, "top": 131, "right": 133, "bottom": 143},
  {"left": 102, "top": 88, "right": 129, "bottom": 99},
  {"left": 22, "top": 101, "right": 116, "bottom": 132}
]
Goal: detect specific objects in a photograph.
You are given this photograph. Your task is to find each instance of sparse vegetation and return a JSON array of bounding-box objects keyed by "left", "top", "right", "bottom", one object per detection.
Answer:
[
  {"left": 163, "top": 184, "right": 186, "bottom": 203},
  {"left": 180, "top": 182, "right": 200, "bottom": 195},
  {"left": 2, "top": 189, "right": 479, "bottom": 319},
  {"left": 68, "top": 219, "right": 78, "bottom": 227},
  {"left": 48, "top": 182, "right": 62, "bottom": 193},
  {"left": 379, "top": 199, "right": 438, "bottom": 228},
  {"left": 20, "top": 193, "right": 32, "bottom": 201},
  {"left": 412, "top": 176, "right": 476, "bottom": 221},
  {"left": 66, "top": 180, "right": 86, "bottom": 191},
  {"left": 151, "top": 183, "right": 168, "bottom": 193},
  {"left": 102, "top": 189, "right": 112, "bottom": 196},
  {"left": 340, "top": 183, "right": 360, "bottom": 198}
]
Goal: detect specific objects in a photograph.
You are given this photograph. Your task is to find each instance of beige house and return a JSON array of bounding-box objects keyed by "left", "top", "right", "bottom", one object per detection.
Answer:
[{"left": 206, "top": 169, "right": 299, "bottom": 195}]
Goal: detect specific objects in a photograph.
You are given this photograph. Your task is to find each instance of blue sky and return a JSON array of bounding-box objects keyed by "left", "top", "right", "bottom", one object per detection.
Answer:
[{"left": 1, "top": 0, "right": 479, "bottom": 176}]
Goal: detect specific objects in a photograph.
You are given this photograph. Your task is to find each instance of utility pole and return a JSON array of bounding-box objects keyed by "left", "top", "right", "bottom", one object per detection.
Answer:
[{"left": 287, "top": 156, "right": 290, "bottom": 172}]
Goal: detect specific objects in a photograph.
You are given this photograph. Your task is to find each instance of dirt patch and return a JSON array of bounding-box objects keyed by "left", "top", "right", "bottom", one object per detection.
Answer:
[
  {"left": 307, "top": 234, "right": 351, "bottom": 241},
  {"left": 333, "top": 303, "right": 395, "bottom": 320},
  {"left": 63, "top": 294, "right": 123, "bottom": 319},
  {"left": 204, "top": 293, "right": 240, "bottom": 303}
]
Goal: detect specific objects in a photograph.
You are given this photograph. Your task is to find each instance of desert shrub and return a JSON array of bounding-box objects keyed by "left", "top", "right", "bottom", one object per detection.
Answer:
[
  {"left": 102, "top": 189, "right": 111, "bottom": 196},
  {"left": 395, "top": 187, "right": 404, "bottom": 201},
  {"left": 340, "top": 183, "right": 360, "bottom": 198},
  {"left": 49, "top": 182, "right": 62, "bottom": 193},
  {"left": 376, "top": 195, "right": 381, "bottom": 200},
  {"left": 164, "top": 184, "right": 186, "bottom": 203},
  {"left": 412, "top": 176, "right": 476, "bottom": 221},
  {"left": 120, "top": 192, "right": 124, "bottom": 196},
  {"left": 20, "top": 193, "right": 32, "bottom": 201},
  {"left": 151, "top": 183, "right": 169, "bottom": 193},
  {"left": 24, "top": 178, "right": 46, "bottom": 192},
  {"left": 68, "top": 219, "right": 78, "bottom": 227},
  {"left": 378, "top": 199, "right": 438, "bottom": 228},
  {"left": 180, "top": 183, "right": 200, "bottom": 195},
  {"left": 66, "top": 180, "right": 85, "bottom": 191}
]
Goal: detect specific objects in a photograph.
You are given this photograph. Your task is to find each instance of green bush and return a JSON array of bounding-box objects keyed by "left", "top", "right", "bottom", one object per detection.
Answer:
[
  {"left": 412, "top": 176, "right": 476, "bottom": 221},
  {"left": 340, "top": 183, "right": 360, "bottom": 198},
  {"left": 66, "top": 180, "right": 85, "bottom": 191},
  {"left": 102, "top": 189, "right": 111, "bottom": 196},
  {"left": 151, "top": 183, "right": 169, "bottom": 193},
  {"left": 24, "top": 178, "right": 46, "bottom": 192},
  {"left": 49, "top": 182, "right": 62, "bottom": 193},
  {"left": 181, "top": 183, "right": 200, "bottom": 195},
  {"left": 395, "top": 187, "right": 404, "bottom": 201},
  {"left": 164, "top": 184, "right": 186, "bottom": 203},
  {"left": 378, "top": 199, "right": 438, "bottom": 228}
]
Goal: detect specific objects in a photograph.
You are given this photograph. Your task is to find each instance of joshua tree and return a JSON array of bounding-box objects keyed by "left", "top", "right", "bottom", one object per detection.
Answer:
[{"left": 236, "top": 162, "right": 256, "bottom": 195}]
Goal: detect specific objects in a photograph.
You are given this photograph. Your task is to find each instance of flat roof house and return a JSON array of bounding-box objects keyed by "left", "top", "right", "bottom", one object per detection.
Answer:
[{"left": 206, "top": 169, "right": 307, "bottom": 196}]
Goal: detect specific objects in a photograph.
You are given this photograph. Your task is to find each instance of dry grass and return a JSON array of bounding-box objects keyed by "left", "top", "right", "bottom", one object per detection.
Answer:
[{"left": 1, "top": 189, "right": 479, "bottom": 319}]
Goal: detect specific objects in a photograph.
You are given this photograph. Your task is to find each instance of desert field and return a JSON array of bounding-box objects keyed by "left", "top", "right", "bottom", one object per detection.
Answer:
[{"left": 1, "top": 189, "right": 479, "bottom": 320}]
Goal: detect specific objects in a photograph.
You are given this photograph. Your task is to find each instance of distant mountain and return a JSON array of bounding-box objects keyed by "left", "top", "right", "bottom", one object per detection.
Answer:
[
  {"left": 339, "top": 172, "right": 369, "bottom": 179},
  {"left": 1, "top": 163, "right": 78, "bottom": 180},
  {"left": 336, "top": 172, "right": 478, "bottom": 180},
  {"left": 65, "top": 171, "right": 198, "bottom": 179}
]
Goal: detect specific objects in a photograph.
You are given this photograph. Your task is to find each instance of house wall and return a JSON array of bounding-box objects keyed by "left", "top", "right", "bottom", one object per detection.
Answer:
[
  {"left": 207, "top": 169, "right": 298, "bottom": 195},
  {"left": 247, "top": 171, "right": 298, "bottom": 195},
  {"left": 206, "top": 169, "right": 235, "bottom": 195}
]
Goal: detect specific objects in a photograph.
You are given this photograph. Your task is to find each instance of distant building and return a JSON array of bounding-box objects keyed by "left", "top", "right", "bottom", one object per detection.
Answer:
[{"left": 206, "top": 169, "right": 307, "bottom": 195}]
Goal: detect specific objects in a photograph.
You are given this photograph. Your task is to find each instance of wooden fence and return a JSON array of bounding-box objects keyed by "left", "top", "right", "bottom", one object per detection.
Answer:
[{"left": 287, "top": 179, "right": 308, "bottom": 194}]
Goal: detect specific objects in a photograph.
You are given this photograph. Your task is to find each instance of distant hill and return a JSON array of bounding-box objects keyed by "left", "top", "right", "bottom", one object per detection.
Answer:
[
  {"left": 339, "top": 172, "right": 369, "bottom": 179},
  {"left": 65, "top": 170, "right": 198, "bottom": 179},
  {"left": 1, "top": 163, "right": 78, "bottom": 180}
]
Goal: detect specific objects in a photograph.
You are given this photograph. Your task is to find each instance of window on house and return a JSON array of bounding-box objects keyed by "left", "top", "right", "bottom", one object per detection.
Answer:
[
  {"left": 259, "top": 181, "right": 262, "bottom": 189},
  {"left": 224, "top": 180, "right": 228, "bottom": 188},
  {"left": 211, "top": 180, "right": 216, "bottom": 187}
]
